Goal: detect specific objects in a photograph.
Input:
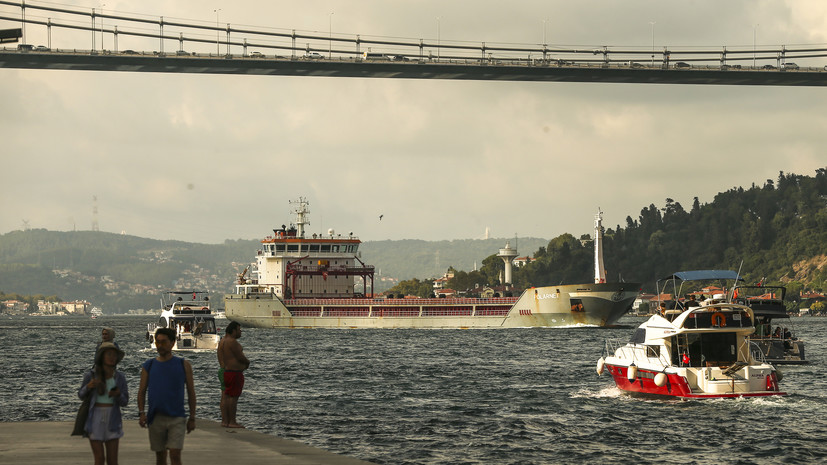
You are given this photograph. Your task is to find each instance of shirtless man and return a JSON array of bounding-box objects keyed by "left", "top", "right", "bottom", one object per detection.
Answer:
[{"left": 218, "top": 321, "right": 249, "bottom": 428}]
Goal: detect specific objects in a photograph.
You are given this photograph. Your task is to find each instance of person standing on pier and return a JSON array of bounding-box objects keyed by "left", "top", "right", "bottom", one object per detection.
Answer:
[
  {"left": 138, "top": 327, "right": 196, "bottom": 465},
  {"left": 219, "top": 321, "right": 249, "bottom": 428},
  {"left": 78, "top": 342, "right": 128, "bottom": 465}
]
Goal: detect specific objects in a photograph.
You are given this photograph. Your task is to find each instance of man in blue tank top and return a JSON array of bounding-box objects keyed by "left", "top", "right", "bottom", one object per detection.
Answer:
[{"left": 138, "top": 327, "right": 196, "bottom": 465}]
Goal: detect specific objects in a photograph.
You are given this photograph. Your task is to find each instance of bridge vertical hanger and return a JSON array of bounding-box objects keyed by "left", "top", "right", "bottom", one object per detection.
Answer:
[
  {"left": 21, "top": 0, "right": 26, "bottom": 45},
  {"left": 356, "top": 35, "right": 360, "bottom": 60},
  {"left": 159, "top": 16, "right": 163, "bottom": 55},
  {"left": 114, "top": 25, "right": 118, "bottom": 52},
  {"left": 47, "top": 17, "right": 51, "bottom": 49},
  {"left": 225, "top": 23, "right": 230, "bottom": 57},
  {"left": 91, "top": 8, "right": 96, "bottom": 51},
  {"left": 291, "top": 29, "right": 296, "bottom": 59}
]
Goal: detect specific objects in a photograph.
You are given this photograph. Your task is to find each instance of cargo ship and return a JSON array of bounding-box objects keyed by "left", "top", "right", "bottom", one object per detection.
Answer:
[{"left": 224, "top": 199, "right": 639, "bottom": 329}]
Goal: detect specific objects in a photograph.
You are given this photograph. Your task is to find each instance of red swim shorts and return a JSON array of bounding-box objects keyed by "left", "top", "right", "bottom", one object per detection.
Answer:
[{"left": 223, "top": 370, "right": 245, "bottom": 397}]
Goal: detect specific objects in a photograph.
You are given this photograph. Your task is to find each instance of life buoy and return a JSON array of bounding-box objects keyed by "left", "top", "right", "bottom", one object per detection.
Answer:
[{"left": 711, "top": 311, "right": 726, "bottom": 327}]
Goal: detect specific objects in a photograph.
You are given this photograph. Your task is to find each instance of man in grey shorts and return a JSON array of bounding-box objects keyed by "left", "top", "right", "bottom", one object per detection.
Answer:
[{"left": 138, "top": 327, "right": 196, "bottom": 465}]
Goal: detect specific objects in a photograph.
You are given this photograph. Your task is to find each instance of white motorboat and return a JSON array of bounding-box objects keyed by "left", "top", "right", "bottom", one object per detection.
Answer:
[
  {"left": 146, "top": 291, "right": 220, "bottom": 351},
  {"left": 596, "top": 270, "right": 785, "bottom": 399}
]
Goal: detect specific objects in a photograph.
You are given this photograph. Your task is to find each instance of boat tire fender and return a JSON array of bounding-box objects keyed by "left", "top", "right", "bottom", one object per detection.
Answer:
[
  {"left": 627, "top": 363, "right": 637, "bottom": 382},
  {"left": 596, "top": 357, "right": 605, "bottom": 376}
]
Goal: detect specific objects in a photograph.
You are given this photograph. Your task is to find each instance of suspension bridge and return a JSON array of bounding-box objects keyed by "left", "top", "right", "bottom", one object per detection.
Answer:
[{"left": 2, "top": 0, "right": 827, "bottom": 86}]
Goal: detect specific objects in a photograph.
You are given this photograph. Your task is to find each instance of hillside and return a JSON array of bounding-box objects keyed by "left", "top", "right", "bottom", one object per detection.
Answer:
[
  {"left": 0, "top": 229, "right": 545, "bottom": 313},
  {"left": 2, "top": 168, "right": 824, "bottom": 313}
]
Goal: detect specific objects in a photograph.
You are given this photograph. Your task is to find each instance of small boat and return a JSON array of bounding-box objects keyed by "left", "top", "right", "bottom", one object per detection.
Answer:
[
  {"left": 90, "top": 307, "right": 103, "bottom": 319},
  {"left": 146, "top": 291, "right": 220, "bottom": 351},
  {"left": 597, "top": 270, "right": 785, "bottom": 398},
  {"left": 736, "top": 284, "right": 806, "bottom": 364}
]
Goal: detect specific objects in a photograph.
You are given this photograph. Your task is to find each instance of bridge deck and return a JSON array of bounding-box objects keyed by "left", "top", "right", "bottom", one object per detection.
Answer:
[{"left": 2, "top": 50, "right": 826, "bottom": 86}]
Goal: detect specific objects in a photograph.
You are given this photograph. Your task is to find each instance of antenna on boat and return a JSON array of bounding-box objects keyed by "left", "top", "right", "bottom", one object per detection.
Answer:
[
  {"left": 728, "top": 260, "right": 744, "bottom": 303},
  {"left": 289, "top": 197, "right": 310, "bottom": 238}
]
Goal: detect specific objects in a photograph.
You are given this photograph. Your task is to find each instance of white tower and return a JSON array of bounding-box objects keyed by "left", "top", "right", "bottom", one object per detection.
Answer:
[
  {"left": 497, "top": 241, "right": 519, "bottom": 285},
  {"left": 594, "top": 209, "right": 606, "bottom": 283}
]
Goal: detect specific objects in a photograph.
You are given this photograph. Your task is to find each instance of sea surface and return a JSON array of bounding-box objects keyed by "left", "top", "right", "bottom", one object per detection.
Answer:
[{"left": 2, "top": 314, "right": 826, "bottom": 464}]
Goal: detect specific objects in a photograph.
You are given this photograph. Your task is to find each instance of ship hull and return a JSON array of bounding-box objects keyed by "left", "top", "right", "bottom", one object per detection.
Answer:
[{"left": 224, "top": 282, "right": 639, "bottom": 329}]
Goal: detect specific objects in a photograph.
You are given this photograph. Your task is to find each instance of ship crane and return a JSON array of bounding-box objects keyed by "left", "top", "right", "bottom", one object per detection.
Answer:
[{"left": 237, "top": 265, "right": 249, "bottom": 285}]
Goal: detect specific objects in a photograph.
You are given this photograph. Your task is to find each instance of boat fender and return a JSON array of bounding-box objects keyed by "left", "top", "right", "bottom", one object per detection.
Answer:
[
  {"left": 654, "top": 372, "right": 667, "bottom": 387},
  {"left": 775, "top": 369, "right": 783, "bottom": 383},
  {"left": 596, "top": 357, "right": 605, "bottom": 376},
  {"left": 627, "top": 363, "right": 637, "bottom": 382}
]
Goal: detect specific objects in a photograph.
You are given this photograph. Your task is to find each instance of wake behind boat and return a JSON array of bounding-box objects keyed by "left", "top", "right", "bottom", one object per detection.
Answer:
[
  {"left": 597, "top": 271, "right": 785, "bottom": 398},
  {"left": 224, "top": 199, "right": 639, "bottom": 329},
  {"left": 146, "top": 291, "right": 220, "bottom": 351}
]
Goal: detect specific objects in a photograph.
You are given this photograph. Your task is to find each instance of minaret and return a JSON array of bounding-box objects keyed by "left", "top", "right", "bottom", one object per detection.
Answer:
[
  {"left": 594, "top": 209, "right": 606, "bottom": 283},
  {"left": 497, "top": 241, "right": 519, "bottom": 285}
]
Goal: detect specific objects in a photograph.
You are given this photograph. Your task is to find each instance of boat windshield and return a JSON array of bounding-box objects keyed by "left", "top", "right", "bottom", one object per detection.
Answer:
[{"left": 671, "top": 333, "right": 738, "bottom": 367}]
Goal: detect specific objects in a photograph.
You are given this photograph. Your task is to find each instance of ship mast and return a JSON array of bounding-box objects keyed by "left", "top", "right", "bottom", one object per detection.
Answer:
[
  {"left": 594, "top": 209, "right": 606, "bottom": 283},
  {"left": 289, "top": 197, "right": 310, "bottom": 238}
]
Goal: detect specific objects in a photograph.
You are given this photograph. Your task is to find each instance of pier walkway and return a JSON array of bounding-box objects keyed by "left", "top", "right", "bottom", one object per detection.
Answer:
[{"left": 0, "top": 420, "right": 374, "bottom": 465}]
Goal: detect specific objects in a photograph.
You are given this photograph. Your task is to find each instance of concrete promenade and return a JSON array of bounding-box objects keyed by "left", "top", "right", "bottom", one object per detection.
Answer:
[{"left": 0, "top": 420, "right": 374, "bottom": 464}]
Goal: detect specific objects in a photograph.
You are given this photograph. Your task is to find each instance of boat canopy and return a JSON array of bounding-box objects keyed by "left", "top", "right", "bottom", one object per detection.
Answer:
[{"left": 659, "top": 270, "right": 744, "bottom": 282}]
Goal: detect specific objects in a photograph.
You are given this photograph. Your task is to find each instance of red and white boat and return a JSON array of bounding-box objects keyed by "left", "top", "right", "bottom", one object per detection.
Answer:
[{"left": 596, "top": 270, "right": 785, "bottom": 399}]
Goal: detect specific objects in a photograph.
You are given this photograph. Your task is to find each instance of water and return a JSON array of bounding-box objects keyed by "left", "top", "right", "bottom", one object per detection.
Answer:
[{"left": 2, "top": 315, "right": 826, "bottom": 464}]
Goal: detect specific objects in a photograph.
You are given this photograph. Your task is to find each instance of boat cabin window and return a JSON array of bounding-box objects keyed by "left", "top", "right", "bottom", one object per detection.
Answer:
[
  {"left": 332, "top": 245, "right": 340, "bottom": 252},
  {"left": 320, "top": 244, "right": 331, "bottom": 252},
  {"left": 309, "top": 244, "right": 320, "bottom": 252},
  {"left": 646, "top": 345, "right": 660, "bottom": 358},
  {"left": 287, "top": 244, "right": 299, "bottom": 252},
  {"left": 671, "top": 333, "right": 737, "bottom": 367},
  {"left": 301, "top": 244, "right": 310, "bottom": 253},
  {"left": 629, "top": 328, "right": 646, "bottom": 344},
  {"left": 275, "top": 244, "right": 286, "bottom": 252},
  {"left": 682, "top": 310, "right": 751, "bottom": 329},
  {"left": 158, "top": 317, "right": 167, "bottom": 327}
]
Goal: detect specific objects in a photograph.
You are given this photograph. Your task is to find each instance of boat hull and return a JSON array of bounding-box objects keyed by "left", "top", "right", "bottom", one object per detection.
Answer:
[
  {"left": 224, "top": 282, "right": 639, "bottom": 329},
  {"left": 603, "top": 363, "right": 785, "bottom": 398}
]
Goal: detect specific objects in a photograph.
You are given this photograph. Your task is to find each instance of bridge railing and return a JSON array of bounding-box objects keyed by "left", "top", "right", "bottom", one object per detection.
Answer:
[{"left": 2, "top": 0, "right": 827, "bottom": 68}]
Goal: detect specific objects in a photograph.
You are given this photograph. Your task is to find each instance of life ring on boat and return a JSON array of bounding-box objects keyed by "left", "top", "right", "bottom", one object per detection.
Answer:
[{"left": 710, "top": 311, "right": 726, "bottom": 327}]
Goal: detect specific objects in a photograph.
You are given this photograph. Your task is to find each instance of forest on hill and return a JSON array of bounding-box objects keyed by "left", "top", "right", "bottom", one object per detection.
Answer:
[{"left": 392, "top": 168, "right": 827, "bottom": 299}]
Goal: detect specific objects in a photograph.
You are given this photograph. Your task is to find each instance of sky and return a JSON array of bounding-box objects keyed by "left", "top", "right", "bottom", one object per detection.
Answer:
[{"left": 1, "top": 0, "right": 826, "bottom": 245}]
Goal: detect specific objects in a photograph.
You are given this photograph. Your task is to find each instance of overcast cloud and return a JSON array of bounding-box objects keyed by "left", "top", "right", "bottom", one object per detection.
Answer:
[{"left": 1, "top": 1, "right": 825, "bottom": 244}]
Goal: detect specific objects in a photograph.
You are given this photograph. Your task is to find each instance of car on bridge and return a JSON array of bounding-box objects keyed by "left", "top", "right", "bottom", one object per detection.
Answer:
[
  {"left": 675, "top": 62, "right": 691, "bottom": 69},
  {"left": 303, "top": 52, "right": 324, "bottom": 60},
  {"left": 249, "top": 51, "right": 264, "bottom": 58},
  {"left": 782, "top": 62, "right": 799, "bottom": 70},
  {"left": 762, "top": 64, "right": 777, "bottom": 70}
]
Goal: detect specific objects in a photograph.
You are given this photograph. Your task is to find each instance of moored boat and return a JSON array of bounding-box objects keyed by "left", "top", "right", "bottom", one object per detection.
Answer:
[
  {"left": 146, "top": 291, "right": 220, "bottom": 351},
  {"left": 224, "top": 199, "right": 640, "bottom": 329},
  {"left": 736, "top": 284, "right": 806, "bottom": 364},
  {"left": 597, "top": 271, "right": 785, "bottom": 398}
]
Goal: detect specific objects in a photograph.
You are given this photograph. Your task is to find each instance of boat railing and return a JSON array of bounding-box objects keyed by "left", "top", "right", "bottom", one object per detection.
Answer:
[
  {"left": 603, "top": 339, "right": 671, "bottom": 367},
  {"left": 749, "top": 341, "right": 769, "bottom": 364}
]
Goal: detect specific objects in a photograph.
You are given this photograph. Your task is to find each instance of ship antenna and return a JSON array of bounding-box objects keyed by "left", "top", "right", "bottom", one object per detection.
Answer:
[{"left": 289, "top": 197, "right": 310, "bottom": 238}]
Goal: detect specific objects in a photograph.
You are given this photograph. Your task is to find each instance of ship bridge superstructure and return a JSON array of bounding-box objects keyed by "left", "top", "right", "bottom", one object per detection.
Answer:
[{"left": 240, "top": 198, "right": 374, "bottom": 299}]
